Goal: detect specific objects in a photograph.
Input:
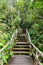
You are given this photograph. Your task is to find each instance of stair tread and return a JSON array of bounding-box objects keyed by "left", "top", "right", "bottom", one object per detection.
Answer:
[
  {"left": 17, "top": 36, "right": 27, "bottom": 42},
  {"left": 14, "top": 51, "right": 30, "bottom": 53},
  {"left": 16, "top": 42, "right": 30, "bottom": 45},
  {"left": 16, "top": 42, "right": 27, "bottom": 45},
  {"left": 16, "top": 44, "right": 29, "bottom": 45},
  {"left": 14, "top": 45, "right": 30, "bottom": 48},
  {"left": 17, "top": 34, "right": 26, "bottom": 36},
  {"left": 13, "top": 48, "right": 30, "bottom": 50},
  {"left": 17, "top": 40, "right": 27, "bottom": 42},
  {"left": 17, "top": 42, "right": 27, "bottom": 44}
]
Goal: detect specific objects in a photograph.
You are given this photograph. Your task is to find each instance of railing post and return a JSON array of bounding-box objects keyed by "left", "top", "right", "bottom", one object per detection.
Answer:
[
  {"left": 1, "top": 51, "right": 4, "bottom": 65},
  {"left": 10, "top": 39, "right": 12, "bottom": 50},
  {"left": 35, "top": 51, "right": 41, "bottom": 65},
  {"left": 0, "top": 58, "right": 3, "bottom": 65},
  {"left": 0, "top": 52, "right": 3, "bottom": 65}
]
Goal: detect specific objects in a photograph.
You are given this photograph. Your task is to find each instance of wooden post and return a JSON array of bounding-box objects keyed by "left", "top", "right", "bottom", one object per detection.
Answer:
[
  {"left": 1, "top": 51, "right": 4, "bottom": 65},
  {"left": 35, "top": 51, "right": 41, "bottom": 65}
]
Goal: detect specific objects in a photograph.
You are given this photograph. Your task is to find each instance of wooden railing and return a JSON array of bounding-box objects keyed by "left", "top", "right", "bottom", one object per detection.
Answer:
[
  {"left": 26, "top": 29, "right": 43, "bottom": 65},
  {"left": 0, "top": 29, "right": 18, "bottom": 65}
]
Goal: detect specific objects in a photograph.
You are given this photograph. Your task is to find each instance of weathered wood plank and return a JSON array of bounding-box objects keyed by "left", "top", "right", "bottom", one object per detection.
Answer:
[{"left": 7, "top": 55, "right": 34, "bottom": 65}]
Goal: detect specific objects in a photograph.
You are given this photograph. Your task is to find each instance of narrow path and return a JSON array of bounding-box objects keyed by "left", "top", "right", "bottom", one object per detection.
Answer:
[
  {"left": 8, "top": 55, "right": 34, "bottom": 65},
  {"left": 6, "top": 29, "right": 34, "bottom": 65}
]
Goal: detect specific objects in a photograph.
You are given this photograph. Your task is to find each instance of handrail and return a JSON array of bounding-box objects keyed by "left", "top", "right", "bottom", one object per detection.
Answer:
[
  {"left": 0, "top": 29, "right": 18, "bottom": 53},
  {"left": 26, "top": 29, "right": 43, "bottom": 57},
  {"left": 0, "top": 29, "right": 18, "bottom": 65},
  {"left": 26, "top": 29, "right": 43, "bottom": 65}
]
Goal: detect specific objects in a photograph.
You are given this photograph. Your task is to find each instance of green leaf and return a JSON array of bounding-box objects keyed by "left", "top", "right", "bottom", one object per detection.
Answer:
[
  {"left": 10, "top": 51, "right": 14, "bottom": 56},
  {"left": 0, "top": 43, "right": 4, "bottom": 47},
  {"left": 42, "top": 63, "right": 43, "bottom": 65},
  {"left": 3, "top": 55, "right": 9, "bottom": 63}
]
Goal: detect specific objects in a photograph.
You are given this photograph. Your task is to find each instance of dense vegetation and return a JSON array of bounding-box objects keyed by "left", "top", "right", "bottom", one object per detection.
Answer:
[
  {"left": 16, "top": 0, "right": 43, "bottom": 51},
  {"left": 0, "top": 0, "right": 43, "bottom": 64},
  {"left": 0, "top": 0, "right": 19, "bottom": 64}
]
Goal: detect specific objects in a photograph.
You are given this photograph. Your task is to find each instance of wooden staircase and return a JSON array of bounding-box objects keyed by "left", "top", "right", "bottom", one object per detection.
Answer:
[
  {"left": 6, "top": 29, "right": 34, "bottom": 65},
  {"left": 12, "top": 30, "right": 31, "bottom": 55}
]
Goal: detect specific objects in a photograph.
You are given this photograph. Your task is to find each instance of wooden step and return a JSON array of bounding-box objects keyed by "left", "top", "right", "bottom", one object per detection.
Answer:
[
  {"left": 14, "top": 44, "right": 29, "bottom": 46},
  {"left": 17, "top": 36, "right": 27, "bottom": 42},
  {"left": 17, "top": 34, "right": 26, "bottom": 37},
  {"left": 16, "top": 42, "right": 29, "bottom": 45},
  {"left": 17, "top": 40, "right": 27, "bottom": 42},
  {"left": 14, "top": 45, "right": 30, "bottom": 48},
  {"left": 17, "top": 39, "right": 27, "bottom": 42},
  {"left": 14, "top": 51, "right": 30, "bottom": 55},
  {"left": 13, "top": 48, "right": 30, "bottom": 51},
  {"left": 7, "top": 55, "right": 34, "bottom": 65},
  {"left": 17, "top": 42, "right": 27, "bottom": 44}
]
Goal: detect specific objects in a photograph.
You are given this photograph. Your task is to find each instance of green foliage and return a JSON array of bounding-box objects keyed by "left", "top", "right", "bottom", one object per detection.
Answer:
[
  {"left": 3, "top": 51, "right": 14, "bottom": 64},
  {"left": 14, "top": 16, "right": 21, "bottom": 28},
  {"left": 3, "top": 55, "right": 9, "bottom": 63},
  {"left": 9, "top": 51, "right": 14, "bottom": 57},
  {"left": 16, "top": 0, "right": 24, "bottom": 11},
  {"left": 0, "top": 0, "right": 43, "bottom": 64},
  {"left": 0, "top": 30, "right": 12, "bottom": 48},
  {"left": 16, "top": 0, "right": 43, "bottom": 53},
  {"left": 42, "top": 63, "right": 43, "bottom": 65},
  {"left": 0, "top": 0, "right": 21, "bottom": 31}
]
